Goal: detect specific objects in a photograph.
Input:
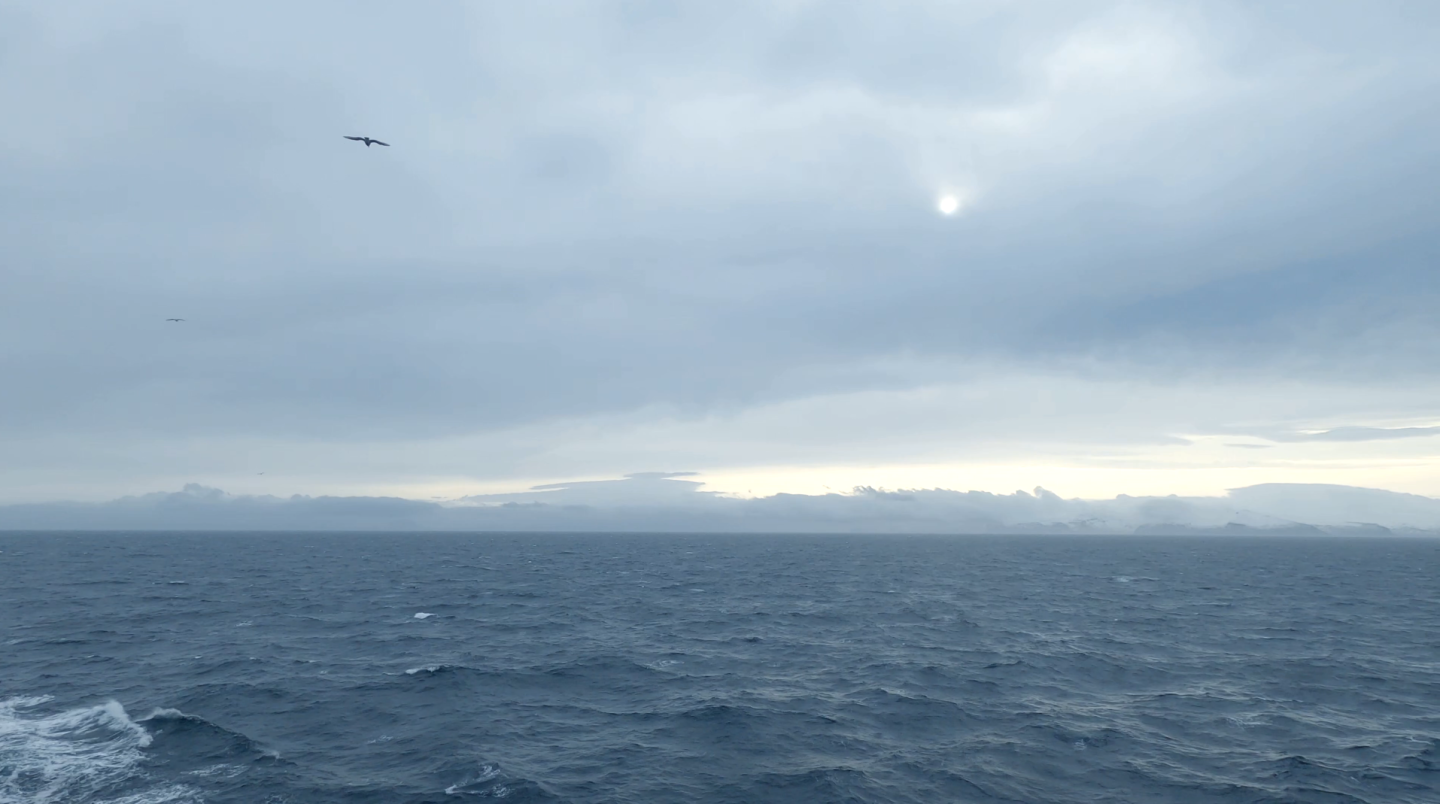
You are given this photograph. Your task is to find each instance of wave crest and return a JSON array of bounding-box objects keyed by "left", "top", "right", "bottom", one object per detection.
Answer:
[{"left": 0, "top": 696, "right": 196, "bottom": 804}]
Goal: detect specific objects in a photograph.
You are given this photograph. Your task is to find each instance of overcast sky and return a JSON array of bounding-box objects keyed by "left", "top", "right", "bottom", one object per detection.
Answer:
[{"left": 3, "top": 1, "right": 1439, "bottom": 504}]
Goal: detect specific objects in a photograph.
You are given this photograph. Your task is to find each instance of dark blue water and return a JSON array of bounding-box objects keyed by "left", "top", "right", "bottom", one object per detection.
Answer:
[{"left": 2, "top": 533, "right": 1437, "bottom": 804}]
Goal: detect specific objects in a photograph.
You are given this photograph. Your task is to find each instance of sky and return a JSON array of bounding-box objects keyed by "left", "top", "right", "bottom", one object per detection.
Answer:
[{"left": 3, "top": 0, "right": 1440, "bottom": 506}]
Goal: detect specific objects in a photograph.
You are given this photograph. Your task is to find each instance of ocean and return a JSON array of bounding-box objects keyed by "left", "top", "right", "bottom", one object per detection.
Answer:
[{"left": 1, "top": 532, "right": 1436, "bottom": 803}]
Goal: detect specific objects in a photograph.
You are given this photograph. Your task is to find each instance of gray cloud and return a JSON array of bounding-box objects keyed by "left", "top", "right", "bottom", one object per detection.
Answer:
[
  {"left": 1268, "top": 426, "right": 1440, "bottom": 443},
  {"left": 3, "top": 1, "right": 1440, "bottom": 498}
]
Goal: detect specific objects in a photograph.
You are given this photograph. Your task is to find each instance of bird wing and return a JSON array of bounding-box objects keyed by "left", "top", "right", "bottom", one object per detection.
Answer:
[
  {"left": 344, "top": 136, "right": 364, "bottom": 141},
  {"left": 373, "top": 140, "right": 390, "bottom": 146}
]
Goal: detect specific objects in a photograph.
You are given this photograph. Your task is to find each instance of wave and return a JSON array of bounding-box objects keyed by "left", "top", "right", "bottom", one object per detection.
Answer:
[
  {"left": 432, "top": 758, "right": 560, "bottom": 802},
  {"left": 136, "top": 707, "right": 280, "bottom": 766},
  {"left": 0, "top": 696, "right": 197, "bottom": 804},
  {"left": 840, "top": 687, "right": 978, "bottom": 729},
  {"left": 400, "top": 662, "right": 495, "bottom": 678},
  {"left": 540, "top": 655, "right": 671, "bottom": 681},
  {"left": 442, "top": 762, "right": 499, "bottom": 795},
  {"left": 397, "top": 656, "right": 670, "bottom": 685},
  {"left": 721, "top": 766, "right": 882, "bottom": 803},
  {"left": 1402, "top": 739, "right": 1439, "bottom": 772}
]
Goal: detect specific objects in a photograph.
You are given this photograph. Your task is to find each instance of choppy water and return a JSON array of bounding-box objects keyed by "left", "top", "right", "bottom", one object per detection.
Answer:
[{"left": 1, "top": 532, "right": 1437, "bottom": 804}]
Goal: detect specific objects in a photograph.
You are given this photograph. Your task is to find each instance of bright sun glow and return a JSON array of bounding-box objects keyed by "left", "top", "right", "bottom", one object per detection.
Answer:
[{"left": 937, "top": 195, "right": 961, "bottom": 215}]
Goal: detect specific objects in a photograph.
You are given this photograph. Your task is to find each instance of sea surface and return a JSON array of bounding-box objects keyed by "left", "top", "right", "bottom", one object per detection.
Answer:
[{"left": 1, "top": 532, "right": 1437, "bottom": 804}]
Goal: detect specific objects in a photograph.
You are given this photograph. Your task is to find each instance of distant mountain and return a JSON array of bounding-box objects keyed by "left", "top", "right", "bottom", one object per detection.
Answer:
[{"left": 2, "top": 476, "right": 1438, "bottom": 534}]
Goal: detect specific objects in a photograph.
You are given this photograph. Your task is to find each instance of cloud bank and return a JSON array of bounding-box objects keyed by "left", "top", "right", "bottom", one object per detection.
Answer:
[{"left": 3, "top": 475, "right": 1437, "bottom": 536}]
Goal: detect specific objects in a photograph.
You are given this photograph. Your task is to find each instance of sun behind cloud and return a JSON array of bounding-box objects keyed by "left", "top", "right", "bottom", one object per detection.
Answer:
[{"left": 936, "top": 187, "right": 978, "bottom": 216}]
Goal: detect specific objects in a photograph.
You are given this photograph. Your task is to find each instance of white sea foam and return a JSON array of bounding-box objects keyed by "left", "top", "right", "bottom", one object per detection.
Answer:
[
  {"left": 185, "top": 763, "right": 245, "bottom": 779},
  {"left": 105, "top": 791, "right": 200, "bottom": 804},
  {"left": 138, "top": 708, "right": 188, "bottom": 722},
  {"left": 405, "top": 665, "right": 443, "bottom": 675},
  {"left": 444, "top": 763, "right": 500, "bottom": 795},
  {"left": 0, "top": 696, "right": 199, "bottom": 804}
]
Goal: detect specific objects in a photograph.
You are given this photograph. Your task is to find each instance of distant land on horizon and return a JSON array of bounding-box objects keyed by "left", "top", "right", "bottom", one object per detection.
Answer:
[{"left": 2, "top": 475, "right": 1438, "bottom": 536}]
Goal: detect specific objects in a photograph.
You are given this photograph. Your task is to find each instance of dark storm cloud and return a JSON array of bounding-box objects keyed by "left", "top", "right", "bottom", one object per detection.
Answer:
[{"left": 2, "top": 1, "right": 1439, "bottom": 497}]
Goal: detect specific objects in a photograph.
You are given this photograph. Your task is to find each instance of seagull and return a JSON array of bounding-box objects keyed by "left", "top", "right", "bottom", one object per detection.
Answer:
[
  {"left": 166, "top": 318, "right": 185, "bottom": 322},
  {"left": 344, "top": 136, "right": 390, "bottom": 147}
]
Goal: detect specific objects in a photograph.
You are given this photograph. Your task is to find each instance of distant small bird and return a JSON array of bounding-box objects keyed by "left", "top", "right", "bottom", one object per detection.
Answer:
[
  {"left": 166, "top": 318, "right": 185, "bottom": 322},
  {"left": 344, "top": 136, "right": 389, "bottom": 147}
]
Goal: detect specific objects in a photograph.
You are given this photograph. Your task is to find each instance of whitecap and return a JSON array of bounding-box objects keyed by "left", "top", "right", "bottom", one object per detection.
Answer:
[
  {"left": 138, "top": 707, "right": 188, "bottom": 722},
  {"left": 0, "top": 696, "right": 200, "bottom": 804},
  {"left": 185, "top": 763, "right": 245, "bottom": 779},
  {"left": 445, "top": 763, "right": 501, "bottom": 795}
]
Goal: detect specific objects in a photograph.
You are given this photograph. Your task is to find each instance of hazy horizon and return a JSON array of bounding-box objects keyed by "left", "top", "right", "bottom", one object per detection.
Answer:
[{"left": 5, "top": 473, "right": 1440, "bottom": 535}]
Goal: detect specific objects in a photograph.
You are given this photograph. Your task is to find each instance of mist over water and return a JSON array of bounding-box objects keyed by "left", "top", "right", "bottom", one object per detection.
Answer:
[{"left": 2, "top": 532, "right": 1437, "bottom": 803}]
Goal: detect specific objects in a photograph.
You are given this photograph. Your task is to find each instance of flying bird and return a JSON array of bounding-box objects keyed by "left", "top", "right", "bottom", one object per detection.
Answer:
[
  {"left": 344, "top": 136, "right": 389, "bottom": 147},
  {"left": 166, "top": 318, "right": 185, "bottom": 322}
]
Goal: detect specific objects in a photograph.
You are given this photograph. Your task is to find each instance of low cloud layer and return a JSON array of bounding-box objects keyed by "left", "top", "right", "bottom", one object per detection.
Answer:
[
  {"left": 3, "top": 475, "right": 1437, "bottom": 535},
  {"left": 1265, "top": 426, "right": 1440, "bottom": 444}
]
